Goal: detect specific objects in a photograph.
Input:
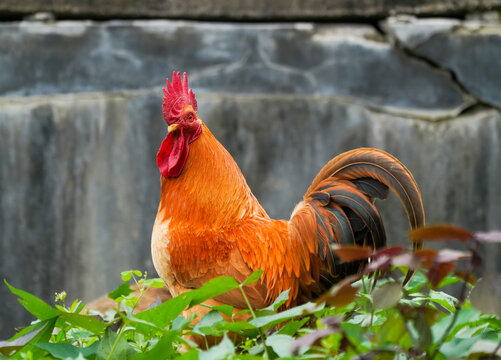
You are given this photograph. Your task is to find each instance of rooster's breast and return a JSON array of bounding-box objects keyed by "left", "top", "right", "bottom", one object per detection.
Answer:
[{"left": 151, "top": 215, "right": 186, "bottom": 297}]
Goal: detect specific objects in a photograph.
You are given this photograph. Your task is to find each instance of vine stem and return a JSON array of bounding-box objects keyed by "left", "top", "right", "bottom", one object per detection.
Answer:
[
  {"left": 430, "top": 239, "right": 477, "bottom": 359},
  {"left": 105, "top": 327, "right": 125, "bottom": 360},
  {"left": 238, "top": 285, "right": 271, "bottom": 360},
  {"left": 131, "top": 274, "right": 148, "bottom": 312},
  {"left": 491, "top": 338, "right": 501, "bottom": 357},
  {"left": 341, "top": 329, "right": 362, "bottom": 357}
]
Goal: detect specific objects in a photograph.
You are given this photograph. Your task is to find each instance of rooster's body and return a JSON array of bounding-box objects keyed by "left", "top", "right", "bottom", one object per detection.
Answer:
[{"left": 152, "top": 73, "right": 424, "bottom": 312}]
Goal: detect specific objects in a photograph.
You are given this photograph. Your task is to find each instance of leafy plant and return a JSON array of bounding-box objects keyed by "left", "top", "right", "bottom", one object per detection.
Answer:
[{"left": 2, "top": 226, "right": 501, "bottom": 359}]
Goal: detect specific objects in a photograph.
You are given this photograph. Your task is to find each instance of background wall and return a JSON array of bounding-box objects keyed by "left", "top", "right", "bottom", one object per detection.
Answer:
[{"left": 1, "top": 1, "right": 501, "bottom": 338}]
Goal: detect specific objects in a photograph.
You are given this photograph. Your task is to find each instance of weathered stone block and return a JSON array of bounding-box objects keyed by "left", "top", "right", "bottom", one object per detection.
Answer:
[
  {"left": 384, "top": 16, "right": 501, "bottom": 110},
  {"left": 1, "top": 0, "right": 501, "bottom": 20},
  {"left": 0, "top": 21, "right": 471, "bottom": 120}
]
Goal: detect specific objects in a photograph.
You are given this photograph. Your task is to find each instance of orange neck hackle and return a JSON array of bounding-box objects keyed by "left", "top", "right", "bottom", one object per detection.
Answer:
[{"left": 157, "top": 123, "right": 267, "bottom": 228}]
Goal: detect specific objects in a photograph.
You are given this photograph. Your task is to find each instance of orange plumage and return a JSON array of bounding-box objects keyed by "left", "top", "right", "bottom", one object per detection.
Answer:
[{"left": 151, "top": 72, "right": 425, "bottom": 314}]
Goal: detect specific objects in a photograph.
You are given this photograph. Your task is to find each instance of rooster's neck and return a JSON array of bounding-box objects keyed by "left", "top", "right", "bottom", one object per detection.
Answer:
[{"left": 157, "top": 123, "right": 267, "bottom": 228}]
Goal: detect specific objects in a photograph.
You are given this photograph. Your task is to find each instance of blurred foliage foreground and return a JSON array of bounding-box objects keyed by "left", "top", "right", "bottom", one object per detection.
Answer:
[{"left": 2, "top": 225, "right": 501, "bottom": 360}]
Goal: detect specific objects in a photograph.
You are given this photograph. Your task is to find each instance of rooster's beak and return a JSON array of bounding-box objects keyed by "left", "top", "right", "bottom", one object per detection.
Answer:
[{"left": 168, "top": 124, "right": 180, "bottom": 133}]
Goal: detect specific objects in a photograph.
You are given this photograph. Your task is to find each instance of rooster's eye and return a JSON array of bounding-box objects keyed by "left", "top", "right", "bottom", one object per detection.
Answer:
[{"left": 187, "top": 114, "right": 194, "bottom": 121}]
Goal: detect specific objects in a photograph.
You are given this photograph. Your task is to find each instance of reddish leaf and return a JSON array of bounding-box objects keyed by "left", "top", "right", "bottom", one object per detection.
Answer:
[
  {"left": 414, "top": 249, "right": 438, "bottom": 268},
  {"left": 471, "top": 250, "right": 483, "bottom": 269},
  {"left": 470, "top": 274, "right": 501, "bottom": 317},
  {"left": 409, "top": 224, "right": 473, "bottom": 243},
  {"left": 474, "top": 231, "right": 501, "bottom": 243},
  {"left": 317, "top": 275, "right": 360, "bottom": 307},
  {"left": 321, "top": 316, "right": 343, "bottom": 327},
  {"left": 325, "top": 284, "right": 359, "bottom": 308},
  {"left": 427, "top": 262, "right": 456, "bottom": 288},
  {"left": 454, "top": 271, "right": 476, "bottom": 284},
  {"left": 290, "top": 328, "right": 339, "bottom": 354},
  {"left": 365, "top": 255, "right": 392, "bottom": 273},
  {"left": 391, "top": 253, "right": 420, "bottom": 270},
  {"left": 435, "top": 249, "right": 470, "bottom": 264},
  {"left": 372, "top": 246, "right": 405, "bottom": 258},
  {"left": 333, "top": 245, "right": 372, "bottom": 262},
  {"left": 412, "top": 312, "right": 433, "bottom": 350},
  {"left": 372, "top": 282, "right": 403, "bottom": 309},
  {"left": 424, "top": 307, "right": 442, "bottom": 325}
]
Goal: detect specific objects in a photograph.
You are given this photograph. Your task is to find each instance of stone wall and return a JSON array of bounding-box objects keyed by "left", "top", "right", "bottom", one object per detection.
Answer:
[
  {"left": 1, "top": 0, "right": 501, "bottom": 20},
  {"left": 1, "top": 16, "right": 501, "bottom": 337}
]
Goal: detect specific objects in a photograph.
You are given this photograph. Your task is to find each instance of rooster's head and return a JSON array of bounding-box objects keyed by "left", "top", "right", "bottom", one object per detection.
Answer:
[{"left": 157, "top": 72, "right": 202, "bottom": 178}]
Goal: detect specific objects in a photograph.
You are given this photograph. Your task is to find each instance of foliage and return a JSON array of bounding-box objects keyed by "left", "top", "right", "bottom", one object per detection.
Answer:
[{"left": 2, "top": 226, "right": 501, "bottom": 359}]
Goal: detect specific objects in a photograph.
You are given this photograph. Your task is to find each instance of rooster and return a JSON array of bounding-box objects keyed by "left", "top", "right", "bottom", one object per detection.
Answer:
[{"left": 151, "top": 72, "right": 424, "bottom": 315}]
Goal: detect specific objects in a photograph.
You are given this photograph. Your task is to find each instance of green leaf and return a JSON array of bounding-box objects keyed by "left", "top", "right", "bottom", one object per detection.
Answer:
[
  {"left": 431, "top": 307, "right": 482, "bottom": 342},
  {"left": 211, "top": 304, "right": 234, "bottom": 317},
  {"left": 35, "top": 342, "right": 98, "bottom": 360},
  {"left": 70, "top": 299, "right": 86, "bottom": 313},
  {"left": 199, "top": 334, "right": 234, "bottom": 360},
  {"left": 177, "top": 349, "right": 199, "bottom": 360},
  {"left": 4, "top": 280, "right": 58, "bottom": 321},
  {"left": 213, "top": 321, "right": 258, "bottom": 336},
  {"left": 58, "top": 312, "right": 108, "bottom": 335},
  {"left": 263, "top": 289, "right": 290, "bottom": 312},
  {"left": 124, "top": 316, "right": 164, "bottom": 337},
  {"left": 171, "top": 315, "right": 192, "bottom": 331},
  {"left": 135, "top": 276, "right": 240, "bottom": 330},
  {"left": 249, "top": 302, "right": 318, "bottom": 329},
  {"left": 131, "top": 331, "right": 180, "bottom": 360},
  {"left": 135, "top": 294, "right": 190, "bottom": 328},
  {"left": 241, "top": 270, "right": 264, "bottom": 287},
  {"left": 404, "top": 271, "right": 428, "bottom": 293},
  {"left": 121, "top": 270, "right": 142, "bottom": 281},
  {"left": 97, "top": 328, "right": 138, "bottom": 360},
  {"left": 141, "top": 278, "right": 165, "bottom": 288},
  {"left": 1, "top": 317, "right": 57, "bottom": 357},
  {"left": 467, "top": 339, "right": 501, "bottom": 357},
  {"left": 228, "top": 355, "right": 262, "bottom": 360},
  {"left": 265, "top": 334, "right": 294, "bottom": 358},
  {"left": 186, "top": 276, "right": 240, "bottom": 308},
  {"left": 0, "top": 321, "right": 48, "bottom": 356},
  {"left": 108, "top": 283, "right": 133, "bottom": 301},
  {"left": 440, "top": 336, "right": 478, "bottom": 358},
  {"left": 374, "top": 311, "right": 407, "bottom": 348},
  {"left": 436, "top": 274, "right": 463, "bottom": 288},
  {"left": 193, "top": 311, "right": 223, "bottom": 335},
  {"left": 429, "top": 289, "right": 457, "bottom": 313},
  {"left": 277, "top": 317, "right": 310, "bottom": 336},
  {"left": 340, "top": 323, "right": 371, "bottom": 352},
  {"left": 349, "top": 312, "right": 385, "bottom": 327},
  {"left": 8, "top": 321, "right": 46, "bottom": 341}
]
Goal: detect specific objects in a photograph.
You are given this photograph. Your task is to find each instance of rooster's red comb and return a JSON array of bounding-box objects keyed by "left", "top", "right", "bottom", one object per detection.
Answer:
[{"left": 162, "top": 72, "right": 197, "bottom": 124}]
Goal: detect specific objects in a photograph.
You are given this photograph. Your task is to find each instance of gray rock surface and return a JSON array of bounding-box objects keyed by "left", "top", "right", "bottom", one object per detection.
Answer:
[
  {"left": 0, "top": 21, "right": 471, "bottom": 120},
  {"left": 382, "top": 16, "right": 461, "bottom": 48},
  {"left": 384, "top": 16, "right": 501, "bottom": 109},
  {"left": 0, "top": 92, "right": 163, "bottom": 335},
  {"left": 1, "top": 0, "right": 501, "bottom": 20},
  {"left": 1, "top": 17, "right": 501, "bottom": 338}
]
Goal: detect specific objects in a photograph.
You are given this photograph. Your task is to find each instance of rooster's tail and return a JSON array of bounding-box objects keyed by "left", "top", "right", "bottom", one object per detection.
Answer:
[{"left": 288, "top": 148, "right": 424, "bottom": 302}]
